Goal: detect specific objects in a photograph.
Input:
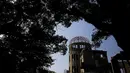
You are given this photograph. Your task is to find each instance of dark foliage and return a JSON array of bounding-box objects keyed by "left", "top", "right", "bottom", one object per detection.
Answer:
[
  {"left": 0, "top": 0, "right": 130, "bottom": 73},
  {"left": 0, "top": 0, "right": 69, "bottom": 73},
  {"left": 45, "top": 0, "right": 130, "bottom": 54}
]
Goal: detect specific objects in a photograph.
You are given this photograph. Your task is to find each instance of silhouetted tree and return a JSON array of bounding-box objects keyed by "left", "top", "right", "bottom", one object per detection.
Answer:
[
  {"left": 0, "top": 0, "right": 130, "bottom": 73},
  {"left": 46, "top": 0, "right": 130, "bottom": 53},
  {"left": 65, "top": 0, "right": 130, "bottom": 53},
  {"left": 0, "top": 0, "right": 68, "bottom": 73}
]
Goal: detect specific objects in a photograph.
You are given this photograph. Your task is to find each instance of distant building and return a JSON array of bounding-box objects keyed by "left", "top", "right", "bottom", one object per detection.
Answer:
[
  {"left": 111, "top": 51, "right": 130, "bottom": 73},
  {"left": 69, "top": 36, "right": 111, "bottom": 73}
]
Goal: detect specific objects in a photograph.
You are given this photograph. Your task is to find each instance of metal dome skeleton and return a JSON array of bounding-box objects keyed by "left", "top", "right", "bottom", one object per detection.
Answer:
[{"left": 70, "top": 36, "right": 90, "bottom": 44}]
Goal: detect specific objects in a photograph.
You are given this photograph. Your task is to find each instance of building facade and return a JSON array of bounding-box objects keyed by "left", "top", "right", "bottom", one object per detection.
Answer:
[
  {"left": 69, "top": 36, "right": 91, "bottom": 73},
  {"left": 69, "top": 36, "right": 111, "bottom": 73},
  {"left": 80, "top": 49, "right": 110, "bottom": 73},
  {"left": 111, "top": 51, "right": 130, "bottom": 73}
]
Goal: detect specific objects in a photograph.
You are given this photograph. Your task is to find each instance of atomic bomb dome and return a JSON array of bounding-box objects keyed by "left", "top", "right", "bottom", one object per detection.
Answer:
[{"left": 69, "top": 36, "right": 90, "bottom": 44}]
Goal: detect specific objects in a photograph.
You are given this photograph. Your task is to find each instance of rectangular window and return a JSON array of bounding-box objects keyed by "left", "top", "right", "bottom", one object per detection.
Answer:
[
  {"left": 74, "top": 54, "right": 76, "bottom": 60},
  {"left": 77, "top": 67, "right": 78, "bottom": 73},
  {"left": 76, "top": 54, "right": 78, "bottom": 60},
  {"left": 82, "top": 45, "right": 83, "bottom": 48},
  {"left": 72, "top": 45, "right": 75, "bottom": 48},
  {"left": 75, "top": 54, "right": 76, "bottom": 58},
  {"left": 69, "top": 55, "right": 70, "bottom": 62},
  {"left": 72, "top": 54, "right": 74, "bottom": 59},
  {"left": 80, "top": 45, "right": 82, "bottom": 48},
  {"left": 75, "top": 45, "right": 78, "bottom": 48},
  {"left": 95, "top": 60, "right": 99, "bottom": 67},
  {"left": 81, "top": 55, "right": 84, "bottom": 62},
  {"left": 75, "top": 66, "right": 78, "bottom": 73},
  {"left": 83, "top": 45, "right": 85, "bottom": 48},
  {"left": 72, "top": 66, "right": 75, "bottom": 73},
  {"left": 73, "top": 54, "right": 75, "bottom": 61},
  {"left": 72, "top": 54, "right": 74, "bottom": 63}
]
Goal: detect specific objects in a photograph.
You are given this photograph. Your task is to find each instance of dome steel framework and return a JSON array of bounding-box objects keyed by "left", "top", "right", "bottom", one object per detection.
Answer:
[{"left": 69, "top": 36, "right": 90, "bottom": 44}]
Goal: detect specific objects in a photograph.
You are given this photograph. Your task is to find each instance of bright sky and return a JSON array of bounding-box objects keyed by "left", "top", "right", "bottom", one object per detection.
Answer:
[{"left": 50, "top": 20, "right": 122, "bottom": 73}]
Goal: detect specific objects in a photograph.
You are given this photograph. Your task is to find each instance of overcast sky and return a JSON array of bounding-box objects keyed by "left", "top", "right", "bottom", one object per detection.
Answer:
[{"left": 50, "top": 19, "right": 122, "bottom": 73}]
